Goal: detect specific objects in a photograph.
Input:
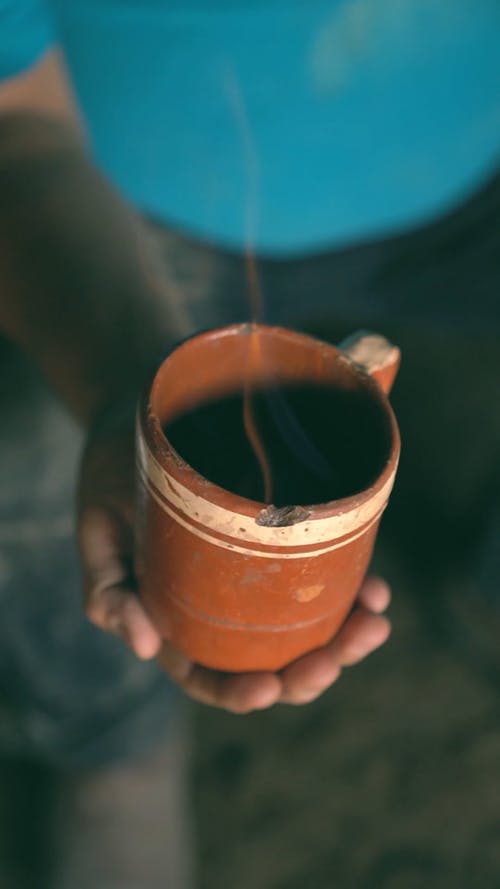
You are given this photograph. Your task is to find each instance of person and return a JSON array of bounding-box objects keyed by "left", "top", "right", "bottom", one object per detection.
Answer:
[{"left": 0, "top": 2, "right": 498, "bottom": 887}]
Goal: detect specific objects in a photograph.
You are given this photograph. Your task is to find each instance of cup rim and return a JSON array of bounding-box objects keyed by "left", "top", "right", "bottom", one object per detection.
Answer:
[{"left": 138, "top": 323, "right": 400, "bottom": 525}]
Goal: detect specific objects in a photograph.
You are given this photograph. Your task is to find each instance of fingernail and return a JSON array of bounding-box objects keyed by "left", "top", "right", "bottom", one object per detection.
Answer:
[{"left": 292, "top": 688, "right": 322, "bottom": 704}]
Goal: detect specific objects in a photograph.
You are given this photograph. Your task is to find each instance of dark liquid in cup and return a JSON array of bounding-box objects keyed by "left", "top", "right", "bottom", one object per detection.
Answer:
[{"left": 164, "top": 383, "right": 392, "bottom": 506}]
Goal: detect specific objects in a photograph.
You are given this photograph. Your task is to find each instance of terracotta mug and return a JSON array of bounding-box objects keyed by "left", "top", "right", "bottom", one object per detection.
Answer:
[{"left": 135, "top": 324, "right": 400, "bottom": 672}]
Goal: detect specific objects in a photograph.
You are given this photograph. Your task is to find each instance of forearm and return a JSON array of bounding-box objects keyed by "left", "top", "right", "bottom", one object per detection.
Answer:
[{"left": 0, "top": 112, "right": 183, "bottom": 425}]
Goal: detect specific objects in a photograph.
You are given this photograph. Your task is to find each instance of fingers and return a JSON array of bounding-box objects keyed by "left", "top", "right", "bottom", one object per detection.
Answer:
[
  {"left": 80, "top": 507, "right": 162, "bottom": 660},
  {"left": 279, "top": 599, "right": 391, "bottom": 705},
  {"left": 80, "top": 509, "right": 392, "bottom": 714},
  {"left": 187, "top": 669, "right": 282, "bottom": 714},
  {"left": 357, "top": 575, "right": 391, "bottom": 613},
  {"left": 159, "top": 579, "right": 392, "bottom": 712},
  {"left": 86, "top": 584, "right": 162, "bottom": 660},
  {"left": 328, "top": 607, "right": 391, "bottom": 667},
  {"left": 279, "top": 648, "right": 342, "bottom": 705},
  {"left": 159, "top": 642, "right": 282, "bottom": 713}
]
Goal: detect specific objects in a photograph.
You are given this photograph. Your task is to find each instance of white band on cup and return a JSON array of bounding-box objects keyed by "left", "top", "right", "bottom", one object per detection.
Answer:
[{"left": 137, "top": 425, "right": 396, "bottom": 556}]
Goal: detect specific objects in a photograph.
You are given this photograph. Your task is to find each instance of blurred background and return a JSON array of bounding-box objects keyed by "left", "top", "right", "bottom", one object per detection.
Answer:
[
  {"left": 1, "top": 0, "right": 499, "bottom": 886},
  {"left": 191, "top": 183, "right": 500, "bottom": 887}
]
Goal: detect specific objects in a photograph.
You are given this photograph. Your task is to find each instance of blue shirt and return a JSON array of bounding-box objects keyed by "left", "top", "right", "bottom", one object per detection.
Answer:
[{"left": 1, "top": 0, "right": 499, "bottom": 254}]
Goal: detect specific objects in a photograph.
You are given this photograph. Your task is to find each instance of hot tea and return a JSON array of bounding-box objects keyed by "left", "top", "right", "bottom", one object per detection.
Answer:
[{"left": 164, "top": 382, "right": 392, "bottom": 507}]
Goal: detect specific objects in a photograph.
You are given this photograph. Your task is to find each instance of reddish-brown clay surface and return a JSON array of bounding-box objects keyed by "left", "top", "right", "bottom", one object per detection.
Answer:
[{"left": 136, "top": 325, "right": 400, "bottom": 672}]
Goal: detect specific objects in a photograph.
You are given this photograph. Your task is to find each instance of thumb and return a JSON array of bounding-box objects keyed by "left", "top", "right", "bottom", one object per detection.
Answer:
[{"left": 79, "top": 507, "right": 162, "bottom": 660}]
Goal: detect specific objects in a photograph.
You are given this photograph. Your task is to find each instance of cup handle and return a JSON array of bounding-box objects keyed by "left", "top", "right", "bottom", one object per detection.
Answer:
[{"left": 339, "top": 330, "right": 401, "bottom": 395}]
